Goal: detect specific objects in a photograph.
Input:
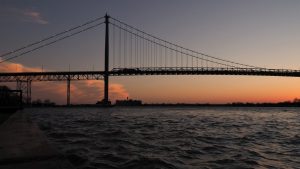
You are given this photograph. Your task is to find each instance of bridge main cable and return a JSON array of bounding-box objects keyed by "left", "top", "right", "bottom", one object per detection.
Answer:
[{"left": 0, "top": 16, "right": 105, "bottom": 63}]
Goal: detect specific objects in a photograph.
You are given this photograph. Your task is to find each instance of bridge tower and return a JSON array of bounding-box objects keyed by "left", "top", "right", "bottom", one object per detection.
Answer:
[{"left": 103, "top": 14, "right": 110, "bottom": 106}]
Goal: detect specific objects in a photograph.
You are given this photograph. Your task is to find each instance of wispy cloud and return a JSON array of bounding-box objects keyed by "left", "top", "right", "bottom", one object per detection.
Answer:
[
  {"left": 1, "top": 7, "right": 48, "bottom": 25},
  {"left": 22, "top": 10, "right": 48, "bottom": 25},
  {"left": 0, "top": 59, "right": 41, "bottom": 72},
  {"left": 0, "top": 61, "right": 129, "bottom": 104}
]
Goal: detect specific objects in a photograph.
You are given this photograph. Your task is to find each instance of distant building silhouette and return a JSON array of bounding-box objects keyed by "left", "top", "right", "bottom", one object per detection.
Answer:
[
  {"left": 96, "top": 99, "right": 112, "bottom": 106},
  {"left": 115, "top": 97, "right": 142, "bottom": 106}
]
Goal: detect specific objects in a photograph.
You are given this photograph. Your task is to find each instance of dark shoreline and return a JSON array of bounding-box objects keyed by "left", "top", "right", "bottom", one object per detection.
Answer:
[
  {"left": 27, "top": 102, "right": 300, "bottom": 108},
  {"left": 0, "top": 108, "right": 19, "bottom": 125}
]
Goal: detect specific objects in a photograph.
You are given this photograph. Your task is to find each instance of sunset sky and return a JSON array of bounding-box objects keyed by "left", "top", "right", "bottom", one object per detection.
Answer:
[{"left": 1, "top": 0, "right": 300, "bottom": 104}]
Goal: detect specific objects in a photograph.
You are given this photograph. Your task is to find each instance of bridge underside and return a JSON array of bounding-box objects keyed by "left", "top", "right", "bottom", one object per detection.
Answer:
[
  {"left": 1, "top": 67, "right": 300, "bottom": 82},
  {"left": 0, "top": 71, "right": 105, "bottom": 82}
]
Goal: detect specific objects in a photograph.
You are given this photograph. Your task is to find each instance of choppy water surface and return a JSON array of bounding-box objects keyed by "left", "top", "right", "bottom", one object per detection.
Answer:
[{"left": 28, "top": 107, "right": 300, "bottom": 169}]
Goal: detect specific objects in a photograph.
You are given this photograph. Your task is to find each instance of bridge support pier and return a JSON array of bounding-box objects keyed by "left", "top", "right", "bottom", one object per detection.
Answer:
[
  {"left": 16, "top": 80, "right": 31, "bottom": 105},
  {"left": 67, "top": 78, "right": 70, "bottom": 106}
]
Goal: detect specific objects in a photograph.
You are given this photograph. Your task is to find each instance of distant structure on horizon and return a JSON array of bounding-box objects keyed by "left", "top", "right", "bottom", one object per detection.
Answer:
[
  {"left": 115, "top": 97, "right": 142, "bottom": 106},
  {"left": 96, "top": 99, "right": 112, "bottom": 106}
]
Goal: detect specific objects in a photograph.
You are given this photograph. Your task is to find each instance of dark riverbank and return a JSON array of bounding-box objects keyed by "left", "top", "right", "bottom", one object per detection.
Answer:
[
  {"left": 0, "top": 113, "right": 13, "bottom": 125},
  {"left": 0, "top": 108, "right": 18, "bottom": 125},
  {"left": 28, "top": 101, "right": 300, "bottom": 108},
  {"left": 0, "top": 111, "right": 74, "bottom": 169},
  {"left": 143, "top": 101, "right": 300, "bottom": 107}
]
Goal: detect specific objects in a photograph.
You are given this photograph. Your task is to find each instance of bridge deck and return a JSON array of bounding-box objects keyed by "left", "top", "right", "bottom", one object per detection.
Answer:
[
  {"left": 0, "top": 71, "right": 105, "bottom": 82},
  {"left": 1, "top": 67, "right": 300, "bottom": 82},
  {"left": 110, "top": 67, "right": 300, "bottom": 77}
]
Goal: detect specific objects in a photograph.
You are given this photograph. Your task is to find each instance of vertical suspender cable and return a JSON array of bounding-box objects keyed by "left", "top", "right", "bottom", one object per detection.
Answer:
[
  {"left": 186, "top": 50, "right": 188, "bottom": 68},
  {"left": 165, "top": 41, "right": 167, "bottom": 68},
  {"left": 136, "top": 31, "right": 137, "bottom": 68},
  {"left": 112, "top": 22, "right": 115, "bottom": 69},
  {"left": 191, "top": 52, "right": 193, "bottom": 68},
  {"left": 146, "top": 37, "right": 148, "bottom": 67},
  {"left": 176, "top": 46, "right": 178, "bottom": 69},
  {"left": 170, "top": 45, "right": 173, "bottom": 68},
  {"left": 159, "top": 41, "right": 162, "bottom": 68},
  {"left": 124, "top": 25, "right": 126, "bottom": 68},
  {"left": 130, "top": 29, "right": 132, "bottom": 68},
  {"left": 119, "top": 22, "right": 121, "bottom": 68},
  {"left": 181, "top": 47, "right": 183, "bottom": 68},
  {"left": 142, "top": 34, "right": 144, "bottom": 68},
  {"left": 155, "top": 40, "right": 157, "bottom": 68},
  {"left": 197, "top": 53, "right": 199, "bottom": 69},
  {"left": 202, "top": 54, "right": 204, "bottom": 68}
]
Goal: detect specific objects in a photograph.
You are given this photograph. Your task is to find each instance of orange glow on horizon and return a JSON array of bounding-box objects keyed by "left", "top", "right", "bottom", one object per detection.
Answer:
[{"left": 117, "top": 76, "right": 300, "bottom": 104}]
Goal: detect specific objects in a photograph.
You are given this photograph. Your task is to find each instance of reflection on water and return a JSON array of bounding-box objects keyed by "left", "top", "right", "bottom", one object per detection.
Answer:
[{"left": 28, "top": 107, "right": 300, "bottom": 169}]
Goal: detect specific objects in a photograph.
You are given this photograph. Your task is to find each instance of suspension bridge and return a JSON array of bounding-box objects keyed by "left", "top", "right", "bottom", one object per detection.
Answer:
[{"left": 1, "top": 14, "right": 299, "bottom": 106}]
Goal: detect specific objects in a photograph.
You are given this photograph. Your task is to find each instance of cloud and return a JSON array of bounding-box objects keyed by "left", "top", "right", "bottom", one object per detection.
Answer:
[
  {"left": 0, "top": 61, "right": 129, "bottom": 104},
  {"left": 1, "top": 7, "right": 48, "bottom": 25},
  {"left": 0, "top": 60, "right": 41, "bottom": 72},
  {"left": 22, "top": 10, "right": 48, "bottom": 25}
]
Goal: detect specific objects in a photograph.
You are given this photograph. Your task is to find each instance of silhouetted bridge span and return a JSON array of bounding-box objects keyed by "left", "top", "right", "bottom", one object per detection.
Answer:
[
  {"left": 2, "top": 67, "right": 300, "bottom": 82},
  {"left": 2, "top": 67, "right": 300, "bottom": 105},
  {"left": 111, "top": 67, "right": 300, "bottom": 77},
  {"left": 1, "top": 14, "right": 299, "bottom": 105},
  {"left": 0, "top": 71, "right": 105, "bottom": 82}
]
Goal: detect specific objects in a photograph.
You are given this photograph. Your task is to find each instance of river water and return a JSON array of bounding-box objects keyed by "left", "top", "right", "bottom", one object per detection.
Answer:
[{"left": 27, "top": 107, "right": 300, "bottom": 169}]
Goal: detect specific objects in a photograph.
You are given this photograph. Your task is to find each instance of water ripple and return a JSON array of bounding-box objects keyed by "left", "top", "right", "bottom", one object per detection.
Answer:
[{"left": 28, "top": 107, "right": 300, "bottom": 169}]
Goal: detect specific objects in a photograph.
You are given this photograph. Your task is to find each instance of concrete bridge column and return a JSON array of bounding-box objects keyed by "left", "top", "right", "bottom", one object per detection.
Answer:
[{"left": 67, "top": 78, "right": 70, "bottom": 106}]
